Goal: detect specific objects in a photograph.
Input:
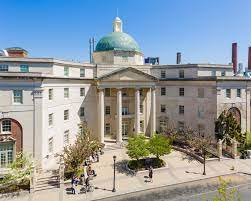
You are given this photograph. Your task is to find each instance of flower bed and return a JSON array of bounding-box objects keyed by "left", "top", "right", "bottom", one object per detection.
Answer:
[{"left": 127, "top": 157, "right": 165, "bottom": 171}]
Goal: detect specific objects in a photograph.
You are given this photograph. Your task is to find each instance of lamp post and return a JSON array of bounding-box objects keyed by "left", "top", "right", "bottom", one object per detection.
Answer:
[{"left": 112, "top": 155, "right": 116, "bottom": 192}]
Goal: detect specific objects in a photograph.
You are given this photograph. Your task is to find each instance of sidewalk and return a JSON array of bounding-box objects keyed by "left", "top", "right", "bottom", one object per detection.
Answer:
[{"left": 2, "top": 149, "right": 251, "bottom": 201}]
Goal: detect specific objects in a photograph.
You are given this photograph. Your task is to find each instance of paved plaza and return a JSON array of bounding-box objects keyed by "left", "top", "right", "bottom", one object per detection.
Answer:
[{"left": 1, "top": 147, "right": 251, "bottom": 201}]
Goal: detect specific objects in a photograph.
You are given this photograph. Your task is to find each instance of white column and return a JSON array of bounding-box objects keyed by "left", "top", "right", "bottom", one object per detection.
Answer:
[
  {"left": 98, "top": 89, "right": 104, "bottom": 143},
  {"left": 117, "top": 89, "right": 122, "bottom": 143},
  {"left": 135, "top": 88, "right": 140, "bottom": 134},
  {"left": 151, "top": 87, "right": 156, "bottom": 136}
]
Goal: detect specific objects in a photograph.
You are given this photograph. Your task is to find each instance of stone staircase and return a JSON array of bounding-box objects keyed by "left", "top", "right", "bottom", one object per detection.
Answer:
[{"left": 35, "top": 171, "right": 60, "bottom": 192}]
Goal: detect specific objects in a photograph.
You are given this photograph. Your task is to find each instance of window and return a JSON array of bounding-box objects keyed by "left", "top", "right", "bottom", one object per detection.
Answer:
[
  {"left": 1, "top": 120, "right": 11, "bottom": 133},
  {"left": 122, "top": 89, "right": 127, "bottom": 97},
  {"left": 178, "top": 121, "right": 184, "bottom": 131},
  {"left": 161, "top": 70, "right": 166, "bottom": 79},
  {"left": 0, "top": 64, "right": 8, "bottom": 72},
  {"left": 64, "top": 67, "right": 69, "bottom": 76},
  {"left": 179, "top": 70, "right": 184, "bottom": 78},
  {"left": 20, "top": 65, "right": 29, "bottom": 72},
  {"left": 161, "top": 104, "right": 166, "bottom": 113},
  {"left": 198, "top": 88, "right": 204, "bottom": 98},
  {"left": 105, "top": 88, "right": 111, "bottom": 97},
  {"left": 122, "top": 107, "right": 129, "bottom": 115},
  {"left": 64, "top": 130, "right": 70, "bottom": 145},
  {"left": 140, "top": 104, "right": 143, "bottom": 113},
  {"left": 105, "top": 123, "right": 111, "bottom": 135},
  {"left": 48, "top": 113, "right": 53, "bottom": 126},
  {"left": 226, "top": 89, "right": 231, "bottom": 98},
  {"left": 64, "top": 110, "right": 69, "bottom": 120},
  {"left": 0, "top": 143, "right": 14, "bottom": 168},
  {"left": 48, "top": 89, "right": 53, "bottom": 100},
  {"left": 64, "top": 88, "right": 69, "bottom": 98},
  {"left": 161, "top": 88, "right": 166, "bottom": 96},
  {"left": 179, "top": 105, "right": 184, "bottom": 115},
  {"left": 80, "top": 107, "right": 85, "bottom": 117},
  {"left": 179, "top": 88, "right": 184, "bottom": 96},
  {"left": 159, "top": 119, "right": 167, "bottom": 133},
  {"left": 80, "top": 68, "right": 85, "bottom": 77},
  {"left": 48, "top": 137, "right": 53, "bottom": 153},
  {"left": 139, "top": 89, "right": 143, "bottom": 96},
  {"left": 198, "top": 124, "right": 205, "bottom": 134},
  {"left": 221, "top": 71, "right": 226, "bottom": 76},
  {"left": 237, "top": 89, "right": 241, "bottom": 98},
  {"left": 197, "top": 106, "right": 204, "bottom": 119},
  {"left": 105, "top": 106, "right": 110, "bottom": 115},
  {"left": 13, "top": 90, "right": 23, "bottom": 104},
  {"left": 140, "top": 120, "right": 144, "bottom": 132},
  {"left": 80, "top": 88, "right": 85, "bottom": 96}
]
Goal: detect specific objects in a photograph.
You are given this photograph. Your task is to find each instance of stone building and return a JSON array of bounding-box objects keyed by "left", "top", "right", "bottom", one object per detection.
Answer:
[{"left": 0, "top": 17, "right": 250, "bottom": 170}]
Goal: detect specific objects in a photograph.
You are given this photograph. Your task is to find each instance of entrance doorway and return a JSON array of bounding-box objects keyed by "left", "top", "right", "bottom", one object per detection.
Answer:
[{"left": 122, "top": 122, "right": 129, "bottom": 138}]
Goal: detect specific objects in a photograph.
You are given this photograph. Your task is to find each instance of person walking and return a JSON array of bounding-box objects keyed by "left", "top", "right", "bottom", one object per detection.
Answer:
[
  {"left": 149, "top": 166, "right": 153, "bottom": 182},
  {"left": 71, "top": 175, "right": 77, "bottom": 194}
]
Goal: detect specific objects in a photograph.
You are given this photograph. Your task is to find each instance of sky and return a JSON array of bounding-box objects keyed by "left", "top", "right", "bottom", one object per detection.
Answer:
[{"left": 1, "top": 0, "right": 251, "bottom": 66}]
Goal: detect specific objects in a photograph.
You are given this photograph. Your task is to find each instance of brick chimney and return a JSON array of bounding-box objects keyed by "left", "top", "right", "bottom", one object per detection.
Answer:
[
  {"left": 232, "top": 43, "right": 237, "bottom": 74},
  {"left": 248, "top": 47, "right": 251, "bottom": 70}
]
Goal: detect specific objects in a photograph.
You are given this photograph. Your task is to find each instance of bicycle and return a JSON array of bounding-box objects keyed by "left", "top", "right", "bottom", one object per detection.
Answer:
[{"left": 80, "top": 183, "right": 94, "bottom": 193}]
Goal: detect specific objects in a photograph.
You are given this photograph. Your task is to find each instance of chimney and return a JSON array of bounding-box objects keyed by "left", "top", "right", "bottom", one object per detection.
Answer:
[
  {"left": 176, "top": 52, "right": 181, "bottom": 64},
  {"left": 248, "top": 47, "right": 251, "bottom": 70},
  {"left": 232, "top": 43, "right": 237, "bottom": 74}
]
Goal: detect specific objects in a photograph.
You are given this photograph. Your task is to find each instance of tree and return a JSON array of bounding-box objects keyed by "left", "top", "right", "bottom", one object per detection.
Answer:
[
  {"left": 215, "top": 110, "right": 241, "bottom": 143},
  {"left": 126, "top": 134, "right": 149, "bottom": 162},
  {"left": 186, "top": 129, "right": 213, "bottom": 175},
  {"left": 62, "top": 122, "right": 103, "bottom": 175},
  {"left": 212, "top": 177, "right": 242, "bottom": 201},
  {"left": 148, "top": 134, "right": 171, "bottom": 159}
]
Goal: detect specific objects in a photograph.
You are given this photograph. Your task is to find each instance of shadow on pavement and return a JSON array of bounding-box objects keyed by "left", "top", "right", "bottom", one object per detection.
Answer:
[
  {"left": 115, "top": 160, "right": 136, "bottom": 177},
  {"left": 95, "top": 186, "right": 113, "bottom": 192}
]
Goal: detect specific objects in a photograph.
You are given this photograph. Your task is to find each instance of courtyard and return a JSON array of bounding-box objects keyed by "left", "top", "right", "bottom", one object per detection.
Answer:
[{"left": 2, "top": 145, "right": 251, "bottom": 201}]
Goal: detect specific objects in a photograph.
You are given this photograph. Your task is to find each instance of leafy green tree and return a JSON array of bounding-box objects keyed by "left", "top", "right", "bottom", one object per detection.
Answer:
[
  {"left": 148, "top": 134, "right": 171, "bottom": 159},
  {"left": 212, "top": 177, "right": 242, "bottom": 201},
  {"left": 126, "top": 134, "right": 149, "bottom": 161},
  {"left": 215, "top": 111, "right": 241, "bottom": 143}
]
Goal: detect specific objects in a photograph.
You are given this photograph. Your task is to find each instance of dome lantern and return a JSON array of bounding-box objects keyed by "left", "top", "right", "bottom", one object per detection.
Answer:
[{"left": 113, "top": 17, "right": 122, "bottom": 32}]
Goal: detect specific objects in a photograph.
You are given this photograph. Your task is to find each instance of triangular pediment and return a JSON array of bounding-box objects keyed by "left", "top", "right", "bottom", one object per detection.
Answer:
[{"left": 97, "top": 67, "right": 157, "bottom": 82}]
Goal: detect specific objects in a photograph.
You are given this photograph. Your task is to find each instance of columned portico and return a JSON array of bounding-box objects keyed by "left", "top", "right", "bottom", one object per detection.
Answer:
[
  {"left": 116, "top": 89, "right": 122, "bottom": 143},
  {"left": 151, "top": 87, "right": 156, "bottom": 136},
  {"left": 98, "top": 89, "right": 104, "bottom": 143},
  {"left": 135, "top": 88, "right": 140, "bottom": 134}
]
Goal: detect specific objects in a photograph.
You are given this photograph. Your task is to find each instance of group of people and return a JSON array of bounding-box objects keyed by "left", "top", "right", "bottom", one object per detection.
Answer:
[{"left": 71, "top": 163, "right": 97, "bottom": 194}]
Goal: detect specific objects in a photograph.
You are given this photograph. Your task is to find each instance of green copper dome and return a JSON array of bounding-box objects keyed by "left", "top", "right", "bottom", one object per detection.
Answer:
[{"left": 95, "top": 32, "right": 141, "bottom": 53}]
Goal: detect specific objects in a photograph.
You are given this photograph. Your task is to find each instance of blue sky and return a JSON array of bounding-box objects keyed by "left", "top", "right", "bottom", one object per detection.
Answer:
[{"left": 1, "top": 0, "right": 251, "bottom": 65}]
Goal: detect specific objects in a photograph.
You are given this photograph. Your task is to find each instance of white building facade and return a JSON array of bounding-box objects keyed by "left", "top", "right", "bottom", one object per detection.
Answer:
[{"left": 0, "top": 18, "right": 250, "bottom": 170}]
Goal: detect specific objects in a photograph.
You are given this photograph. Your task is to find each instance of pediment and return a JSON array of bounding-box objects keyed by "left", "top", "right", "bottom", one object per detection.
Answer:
[{"left": 97, "top": 67, "right": 157, "bottom": 82}]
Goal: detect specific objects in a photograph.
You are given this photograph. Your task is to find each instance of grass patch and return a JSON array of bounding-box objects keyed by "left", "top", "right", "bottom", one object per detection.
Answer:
[{"left": 128, "top": 157, "right": 165, "bottom": 171}]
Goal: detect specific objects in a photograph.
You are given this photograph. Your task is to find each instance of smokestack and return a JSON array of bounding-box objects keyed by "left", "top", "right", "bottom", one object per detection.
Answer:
[
  {"left": 248, "top": 47, "right": 251, "bottom": 70},
  {"left": 232, "top": 43, "right": 237, "bottom": 74},
  {"left": 176, "top": 52, "right": 181, "bottom": 64}
]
